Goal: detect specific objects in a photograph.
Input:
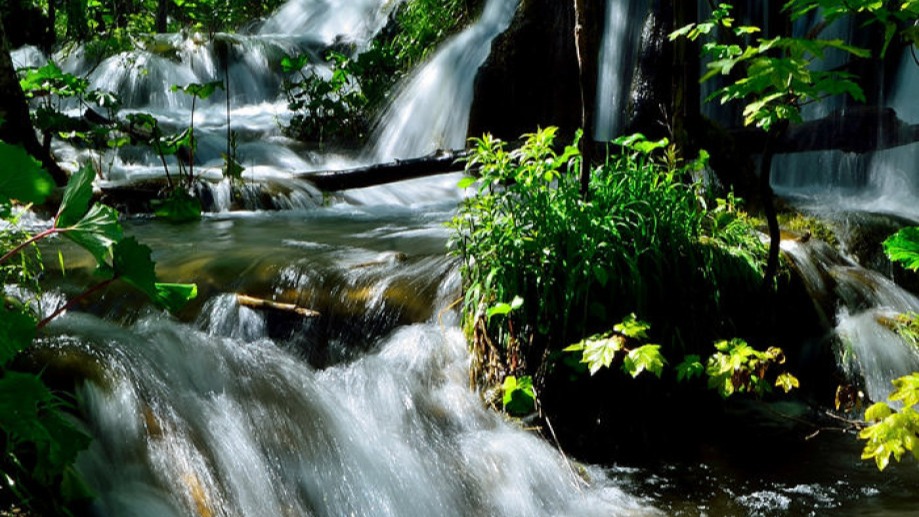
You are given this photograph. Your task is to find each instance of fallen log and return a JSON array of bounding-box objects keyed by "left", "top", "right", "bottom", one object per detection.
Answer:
[
  {"left": 236, "top": 294, "right": 320, "bottom": 317},
  {"left": 296, "top": 149, "right": 469, "bottom": 192}
]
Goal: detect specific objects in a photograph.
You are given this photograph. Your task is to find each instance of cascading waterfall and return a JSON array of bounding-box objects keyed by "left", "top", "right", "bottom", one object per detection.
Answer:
[
  {"left": 594, "top": 0, "right": 646, "bottom": 141},
  {"left": 781, "top": 238, "right": 919, "bottom": 402},
  {"left": 367, "top": 0, "right": 518, "bottom": 162},
  {"left": 43, "top": 223, "right": 652, "bottom": 516},
  {"left": 258, "top": 0, "right": 402, "bottom": 46}
]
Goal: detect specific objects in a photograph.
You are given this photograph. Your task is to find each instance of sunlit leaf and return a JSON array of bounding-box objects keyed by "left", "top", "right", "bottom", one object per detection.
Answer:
[
  {"left": 0, "top": 142, "right": 55, "bottom": 204},
  {"left": 623, "top": 344, "right": 666, "bottom": 378},
  {"left": 56, "top": 164, "right": 95, "bottom": 227},
  {"left": 60, "top": 204, "right": 123, "bottom": 266},
  {"left": 884, "top": 227, "right": 919, "bottom": 271},
  {"left": 502, "top": 375, "right": 535, "bottom": 415}
]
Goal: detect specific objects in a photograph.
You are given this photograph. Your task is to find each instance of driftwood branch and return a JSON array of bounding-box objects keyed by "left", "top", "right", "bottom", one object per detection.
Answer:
[
  {"left": 296, "top": 149, "right": 468, "bottom": 192},
  {"left": 236, "top": 294, "right": 320, "bottom": 317}
]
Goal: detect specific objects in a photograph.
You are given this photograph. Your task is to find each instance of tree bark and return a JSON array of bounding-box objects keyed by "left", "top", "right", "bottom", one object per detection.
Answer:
[
  {"left": 0, "top": 23, "right": 67, "bottom": 186},
  {"left": 573, "top": 0, "right": 598, "bottom": 195}
]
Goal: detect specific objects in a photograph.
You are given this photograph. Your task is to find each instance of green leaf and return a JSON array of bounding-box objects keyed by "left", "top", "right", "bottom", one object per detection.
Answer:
[
  {"left": 152, "top": 189, "right": 202, "bottom": 223},
  {"left": 154, "top": 283, "right": 198, "bottom": 312},
  {"left": 775, "top": 372, "right": 800, "bottom": 393},
  {"left": 580, "top": 334, "right": 625, "bottom": 375},
  {"left": 457, "top": 176, "right": 476, "bottom": 189},
  {"left": 884, "top": 227, "right": 919, "bottom": 271},
  {"left": 502, "top": 375, "right": 535, "bottom": 415},
  {"left": 56, "top": 164, "right": 96, "bottom": 227},
  {"left": 614, "top": 313, "right": 650, "bottom": 339},
  {"left": 0, "top": 142, "right": 55, "bottom": 204},
  {"left": 676, "top": 354, "right": 704, "bottom": 382},
  {"left": 623, "top": 344, "right": 666, "bottom": 378},
  {"left": 60, "top": 204, "right": 123, "bottom": 266},
  {"left": 865, "top": 402, "right": 894, "bottom": 422},
  {"left": 0, "top": 305, "right": 37, "bottom": 367},
  {"left": 485, "top": 295, "right": 523, "bottom": 321},
  {"left": 112, "top": 237, "right": 196, "bottom": 312}
]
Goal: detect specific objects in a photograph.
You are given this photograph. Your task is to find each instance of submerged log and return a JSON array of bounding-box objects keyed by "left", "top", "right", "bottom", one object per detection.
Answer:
[
  {"left": 296, "top": 149, "right": 468, "bottom": 191},
  {"left": 236, "top": 294, "right": 320, "bottom": 317}
]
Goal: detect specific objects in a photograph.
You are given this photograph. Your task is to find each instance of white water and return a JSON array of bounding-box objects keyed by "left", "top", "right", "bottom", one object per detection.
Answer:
[
  {"left": 368, "top": 0, "right": 518, "bottom": 162},
  {"left": 594, "top": 0, "right": 646, "bottom": 142},
  {"left": 782, "top": 239, "right": 919, "bottom": 402},
  {"left": 259, "top": 0, "right": 402, "bottom": 46},
  {"left": 52, "top": 272, "right": 651, "bottom": 516}
]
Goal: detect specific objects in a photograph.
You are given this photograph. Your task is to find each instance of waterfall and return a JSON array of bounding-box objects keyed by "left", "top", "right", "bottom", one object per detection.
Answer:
[
  {"left": 48, "top": 265, "right": 651, "bottom": 515},
  {"left": 367, "top": 0, "right": 518, "bottom": 162},
  {"left": 259, "top": 0, "right": 402, "bottom": 46},
  {"left": 782, "top": 239, "right": 919, "bottom": 402},
  {"left": 594, "top": 0, "right": 646, "bottom": 141}
]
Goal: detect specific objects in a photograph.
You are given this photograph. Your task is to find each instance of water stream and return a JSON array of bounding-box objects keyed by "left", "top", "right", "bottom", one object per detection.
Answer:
[{"left": 14, "top": 0, "right": 919, "bottom": 513}]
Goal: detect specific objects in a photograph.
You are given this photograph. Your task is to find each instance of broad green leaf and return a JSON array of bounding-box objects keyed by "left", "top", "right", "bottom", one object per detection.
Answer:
[
  {"left": 112, "top": 237, "right": 195, "bottom": 312},
  {"left": 884, "top": 227, "right": 919, "bottom": 271},
  {"left": 154, "top": 283, "right": 198, "bottom": 312},
  {"left": 60, "top": 204, "right": 123, "bottom": 266},
  {"left": 502, "top": 375, "right": 535, "bottom": 415},
  {"left": 56, "top": 164, "right": 96, "bottom": 227},
  {"left": 0, "top": 142, "right": 55, "bottom": 204},
  {"left": 0, "top": 305, "right": 37, "bottom": 366},
  {"left": 581, "top": 334, "right": 625, "bottom": 375},
  {"left": 623, "top": 344, "right": 666, "bottom": 378}
]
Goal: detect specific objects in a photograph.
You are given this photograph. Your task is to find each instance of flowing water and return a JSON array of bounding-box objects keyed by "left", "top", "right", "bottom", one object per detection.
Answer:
[{"left": 14, "top": 0, "right": 919, "bottom": 513}]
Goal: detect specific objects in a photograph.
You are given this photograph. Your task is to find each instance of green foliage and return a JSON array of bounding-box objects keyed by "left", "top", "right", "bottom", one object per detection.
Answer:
[
  {"left": 389, "top": 0, "right": 474, "bottom": 70},
  {"left": 0, "top": 138, "right": 197, "bottom": 512},
  {"left": 859, "top": 374, "right": 919, "bottom": 470},
  {"left": 565, "top": 314, "right": 665, "bottom": 378},
  {"left": 281, "top": 51, "right": 371, "bottom": 145},
  {"left": 0, "top": 142, "right": 54, "bottom": 205},
  {"left": 152, "top": 188, "right": 203, "bottom": 223},
  {"left": 502, "top": 375, "right": 536, "bottom": 416},
  {"left": 884, "top": 227, "right": 919, "bottom": 272},
  {"left": 671, "top": 3, "right": 869, "bottom": 130},
  {"left": 451, "top": 127, "right": 767, "bottom": 401},
  {"left": 705, "top": 338, "right": 798, "bottom": 398}
]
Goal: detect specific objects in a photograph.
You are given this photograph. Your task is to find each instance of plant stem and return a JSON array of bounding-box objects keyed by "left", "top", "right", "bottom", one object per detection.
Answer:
[
  {"left": 37, "top": 277, "right": 115, "bottom": 329},
  {"left": 0, "top": 227, "right": 58, "bottom": 265}
]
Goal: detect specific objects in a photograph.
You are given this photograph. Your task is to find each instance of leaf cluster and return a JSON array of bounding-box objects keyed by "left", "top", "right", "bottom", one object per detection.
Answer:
[
  {"left": 700, "top": 338, "right": 799, "bottom": 398},
  {"left": 671, "top": 2, "right": 871, "bottom": 130},
  {"left": 860, "top": 373, "right": 919, "bottom": 470},
  {"left": 281, "top": 51, "right": 371, "bottom": 145},
  {"left": 449, "top": 127, "right": 767, "bottom": 399},
  {"left": 1, "top": 139, "right": 196, "bottom": 512}
]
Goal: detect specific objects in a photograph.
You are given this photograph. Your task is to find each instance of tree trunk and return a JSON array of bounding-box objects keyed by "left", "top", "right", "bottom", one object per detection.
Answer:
[
  {"left": 156, "top": 0, "right": 169, "bottom": 33},
  {"left": 573, "top": 0, "right": 599, "bottom": 195},
  {"left": 0, "top": 23, "right": 67, "bottom": 186}
]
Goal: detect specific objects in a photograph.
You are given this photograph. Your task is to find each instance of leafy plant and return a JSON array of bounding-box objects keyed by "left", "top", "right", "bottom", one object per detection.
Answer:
[
  {"left": 280, "top": 51, "right": 370, "bottom": 145},
  {"left": 883, "top": 227, "right": 919, "bottom": 272},
  {"left": 1, "top": 139, "right": 197, "bottom": 513},
  {"left": 449, "top": 127, "right": 766, "bottom": 406},
  {"left": 564, "top": 314, "right": 666, "bottom": 378},
  {"left": 502, "top": 375, "right": 536, "bottom": 416},
  {"left": 859, "top": 374, "right": 919, "bottom": 471},
  {"left": 703, "top": 338, "right": 799, "bottom": 398}
]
